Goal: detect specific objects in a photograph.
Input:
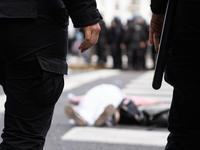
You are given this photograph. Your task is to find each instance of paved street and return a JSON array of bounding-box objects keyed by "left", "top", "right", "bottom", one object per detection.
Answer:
[{"left": 0, "top": 69, "right": 173, "bottom": 150}]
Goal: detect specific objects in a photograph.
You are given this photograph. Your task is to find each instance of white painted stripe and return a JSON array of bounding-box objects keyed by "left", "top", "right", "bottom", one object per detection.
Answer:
[
  {"left": 127, "top": 82, "right": 172, "bottom": 91},
  {"left": 121, "top": 92, "right": 171, "bottom": 102},
  {"left": 0, "top": 94, "right": 6, "bottom": 113},
  {"left": 124, "top": 84, "right": 173, "bottom": 92},
  {"left": 122, "top": 88, "right": 172, "bottom": 97},
  {"left": 63, "top": 69, "right": 121, "bottom": 92},
  {"left": 128, "top": 80, "right": 171, "bottom": 87},
  {"left": 122, "top": 71, "right": 173, "bottom": 103},
  {"left": 61, "top": 127, "right": 169, "bottom": 147}
]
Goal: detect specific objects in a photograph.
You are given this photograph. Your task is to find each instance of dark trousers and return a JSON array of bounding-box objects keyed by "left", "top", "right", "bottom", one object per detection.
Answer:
[
  {"left": 0, "top": 2, "right": 68, "bottom": 149},
  {"left": 111, "top": 43, "right": 122, "bottom": 69},
  {"left": 127, "top": 44, "right": 146, "bottom": 70},
  {"left": 96, "top": 42, "right": 106, "bottom": 64},
  {"left": 164, "top": 0, "right": 200, "bottom": 149}
]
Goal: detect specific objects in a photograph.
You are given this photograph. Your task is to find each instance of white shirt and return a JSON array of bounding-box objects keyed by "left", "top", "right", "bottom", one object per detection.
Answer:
[{"left": 77, "top": 84, "right": 123, "bottom": 125}]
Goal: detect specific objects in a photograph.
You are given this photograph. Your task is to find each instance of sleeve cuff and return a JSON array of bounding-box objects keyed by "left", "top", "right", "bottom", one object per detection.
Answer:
[
  {"left": 70, "top": 9, "right": 103, "bottom": 28},
  {"left": 150, "top": 2, "right": 167, "bottom": 14}
]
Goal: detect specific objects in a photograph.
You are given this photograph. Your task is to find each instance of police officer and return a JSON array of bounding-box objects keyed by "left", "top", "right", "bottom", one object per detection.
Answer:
[
  {"left": 0, "top": 0, "right": 101, "bottom": 149},
  {"left": 150, "top": 0, "right": 200, "bottom": 149},
  {"left": 125, "top": 16, "right": 149, "bottom": 70}
]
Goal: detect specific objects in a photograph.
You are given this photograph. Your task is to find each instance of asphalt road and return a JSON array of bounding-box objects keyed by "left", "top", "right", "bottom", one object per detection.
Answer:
[{"left": 0, "top": 69, "right": 173, "bottom": 150}]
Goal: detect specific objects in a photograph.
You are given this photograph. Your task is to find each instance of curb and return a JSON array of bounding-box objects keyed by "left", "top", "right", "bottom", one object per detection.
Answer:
[{"left": 68, "top": 64, "right": 109, "bottom": 70}]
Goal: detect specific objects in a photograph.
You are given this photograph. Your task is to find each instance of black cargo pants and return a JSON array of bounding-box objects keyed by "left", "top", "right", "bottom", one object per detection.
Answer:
[
  {"left": 0, "top": 2, "right": 68, "bottom": 149},
  {"left": 164, "top": 0, "right": 200, "bottom": 149}
]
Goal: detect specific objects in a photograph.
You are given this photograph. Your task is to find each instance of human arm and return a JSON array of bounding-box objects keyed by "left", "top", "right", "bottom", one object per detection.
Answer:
[
  {"left": 150, "top": 0, "right": 168, "bottom": 14},
  {"left": 79, "top": 23, "right": 101, "bottom": 53},
  {"left": 149, "top": 0, "right": 167, "bottom": 51},
  {"left": 62, "top": 0, "right": 102, "bottom": 52},
  {"left": 149, "top": 14, "right": 165, "bottom": 51}
]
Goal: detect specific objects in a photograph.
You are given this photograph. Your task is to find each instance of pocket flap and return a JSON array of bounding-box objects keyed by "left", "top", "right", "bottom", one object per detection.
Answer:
[{"left": 36, "top": 53, "right": 68, "bottom": 75}]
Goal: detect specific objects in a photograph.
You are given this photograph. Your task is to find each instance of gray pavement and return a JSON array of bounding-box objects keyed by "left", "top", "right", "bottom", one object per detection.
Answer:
[{"left": 0, "top": 69, "right": 173, "bottom": 150}]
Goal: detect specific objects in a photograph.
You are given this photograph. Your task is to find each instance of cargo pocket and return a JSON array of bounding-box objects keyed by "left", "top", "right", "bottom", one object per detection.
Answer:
[
  {"left": 36, "top": 53, "right": 68, "bottom": 75},
  {"left": 26, "top": 53, "right": 68, "bottom": 106}
]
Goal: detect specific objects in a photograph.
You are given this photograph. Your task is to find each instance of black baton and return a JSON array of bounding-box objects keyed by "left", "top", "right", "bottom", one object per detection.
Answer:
[{"left": 152, "top": 0, "right": 176, "bottom": 90}]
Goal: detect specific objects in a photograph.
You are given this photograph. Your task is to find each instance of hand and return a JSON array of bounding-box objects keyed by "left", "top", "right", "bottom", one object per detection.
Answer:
[
  {"left": 149, "top": 13, "right": 165, "bottom": 51},
  {"left": 79, "top": 23, "right": 101, "bottom": 53},
  {"left": 120, "top": 43, "right": 126, "bottom": 50},
  {"left": 139, "top": 41, "right": 146, "bottom": 49}
]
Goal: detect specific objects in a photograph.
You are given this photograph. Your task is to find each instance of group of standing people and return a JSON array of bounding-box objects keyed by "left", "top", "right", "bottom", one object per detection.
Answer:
[
  {"left": 96, "top": 16, "right": 150, "bottom": 70},
  {"left": 69, "top": 15, "right": 151, "bottom": 70}
]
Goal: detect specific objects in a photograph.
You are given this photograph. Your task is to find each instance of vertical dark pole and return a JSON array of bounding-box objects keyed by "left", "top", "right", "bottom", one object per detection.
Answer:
[{"left": 152, "top": 0, "right": 176, "bottom": 90}]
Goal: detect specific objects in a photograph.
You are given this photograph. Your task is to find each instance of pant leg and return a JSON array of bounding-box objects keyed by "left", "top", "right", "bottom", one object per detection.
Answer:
[
  {"left": 127, "top": 45, "right": 134, "bottom": 70},
  {"left": 0, "top": 57, "right": 6, "bottom": 93},
  {"left": 0, "top": 1, "right": 68, "bottom": 149},
  {"left": 0, "top": 53, "right": 65, "bottom": 150},
  {"left": 164, "top": 1, "right": 200, "bottom": 149},
  {"left": 136, "top": 47, "right": 146, "bottom": 70},
  {"left": 111, "top": 43, "right": 122, "bottom": 69},
  {"left": 165, "top": 70, "right": 200, "bottom": 150},
  {"left": 0, "top": 39, "right": 66, "bottom": 149}
]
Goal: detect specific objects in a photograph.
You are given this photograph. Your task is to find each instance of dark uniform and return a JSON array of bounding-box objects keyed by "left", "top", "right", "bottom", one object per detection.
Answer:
[
  {"left": 0, "top": 0, "right": 102, "bottom": 149},
  {"left": 108, "top": 18, "right": 123, "bottom": 69},
  {"left": 125, "top": 18, "right": 149, "bottom": 70},
  {"left": 151, "top": 0, "right": 200, "bottom": 150},
  {"left": 96, "top": 20, "right": 108, "bottom": 66}
]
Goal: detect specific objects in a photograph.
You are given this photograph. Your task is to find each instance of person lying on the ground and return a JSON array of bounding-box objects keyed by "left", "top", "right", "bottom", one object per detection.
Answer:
[
  {"left": 64, "top": 84, "right": 161, "bottom": 126},
  {"left": 65, "top": 84, "right": 123, "bottom": 126}
]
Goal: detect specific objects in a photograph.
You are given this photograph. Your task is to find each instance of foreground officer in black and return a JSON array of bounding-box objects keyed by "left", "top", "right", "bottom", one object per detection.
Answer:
[
  {"left": 150, "top": 0, "right": 200, "bottom": 150},
  {"left": 0, "top": 0, "right": 101, "bottom": 149}
]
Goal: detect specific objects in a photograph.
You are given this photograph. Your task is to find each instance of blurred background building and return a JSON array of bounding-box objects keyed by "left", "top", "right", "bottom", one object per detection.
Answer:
[
  {"left": 96, "top": 0, "right": 151, "bottom": 26},
  {"left": 68, "top": 0, "right": 155, "bottom": 70}
]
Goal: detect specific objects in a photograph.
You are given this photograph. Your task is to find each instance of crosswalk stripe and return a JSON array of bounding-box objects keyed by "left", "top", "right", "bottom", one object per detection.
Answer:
[
  {"left": 0, "top": 94, "right": 6, "bottom": 113},
  {"left": 61, "top": 127, "right": 169, "bottom": 147},
  {"left": 123, "top": 86, "right": 172, "bottom": 95},
  {"left": 63, "top": 69, "right": 121, "bottom": 92},
  {"left": 125, "top": 86, "right": 172, "bottom": 92},
  {"left": 122, "top": 71, "right": 173, "bottom": 103}
]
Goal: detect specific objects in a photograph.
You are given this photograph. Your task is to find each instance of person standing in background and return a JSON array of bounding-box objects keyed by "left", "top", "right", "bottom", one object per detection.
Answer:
[
  {"left": 125, "top": 16, "right": 149, "bottom": 70},
  {"left": 108, "top": 17, "right": 124, "bottom": 69},
  {"left": 96, "top": 20, "right": 108, "bottom": 67}
]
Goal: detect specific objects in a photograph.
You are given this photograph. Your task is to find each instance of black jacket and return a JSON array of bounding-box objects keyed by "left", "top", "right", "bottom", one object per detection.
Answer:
[
  {"left": 0, "top": 0, "right": 102, "bottom": 28},
  {"left": 151, "top": 0, "right": 168, "bottom": 14}
]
